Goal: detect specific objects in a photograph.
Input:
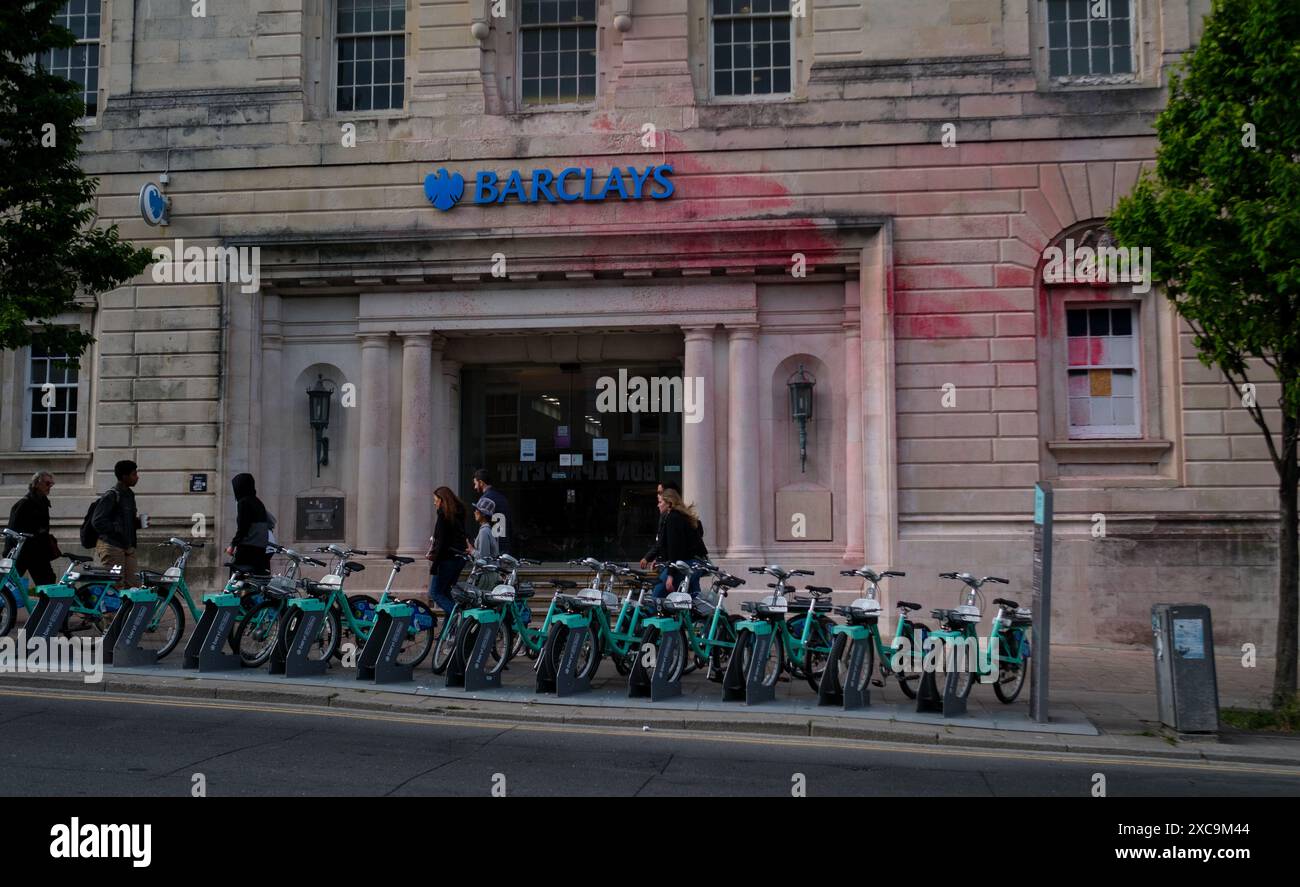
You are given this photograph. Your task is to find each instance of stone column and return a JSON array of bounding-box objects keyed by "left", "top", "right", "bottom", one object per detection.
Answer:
[
  {"left": 259, "top": 294, "right": 283, "bottom": 525},
  {"left": 397, "top": 333, "right": 434, "bottom": 556},
  {"left": 443, "top": 359, "right": 462, "bottom": 492},
  {"left": 726, "top": 325, "right": 763, "bottom": 561},
  {"left": 843, "top": 318, "right": 866, "bottom": 565},
  {"left": 429, "top": 339, "right": 445, "bottom": 487},
  {"left": 682, "top": 327, "right": 717, "bottom": 554},
  {"left": 356, "top": 334, "right": 391, "bottom": 552}
]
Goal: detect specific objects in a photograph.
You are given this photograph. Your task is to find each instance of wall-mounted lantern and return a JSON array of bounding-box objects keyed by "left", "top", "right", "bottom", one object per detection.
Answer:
[
  {"left": 306, "top": 374, "right": 336, "bottom": 477},
  {"left": 787, "top": 364, "right": 816, "bottom": 473}
]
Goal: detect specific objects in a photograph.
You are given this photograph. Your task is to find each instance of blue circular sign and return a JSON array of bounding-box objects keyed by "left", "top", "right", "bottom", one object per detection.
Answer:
[{"left": 138, "top": 182, "right": 168, "bottom": 226}]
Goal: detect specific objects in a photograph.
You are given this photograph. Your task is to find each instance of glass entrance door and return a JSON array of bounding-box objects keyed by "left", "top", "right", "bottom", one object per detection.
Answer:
[{"left": 459, "top": 363, "right": 683, "bottom": 562}]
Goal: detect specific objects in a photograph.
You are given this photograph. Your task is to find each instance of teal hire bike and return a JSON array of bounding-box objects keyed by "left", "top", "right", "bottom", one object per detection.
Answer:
[
  {"left": 735, "top": 565, "right": 837, "bottom": 693},
  {"left": 929, "top": 571, "right": 1032, "bottom": 703},
  {"left": 0, "top": 529, "right": 124, "bottom": 639},
  {"left": 825, "top": 567, "right": 929, "bottom": 699}
]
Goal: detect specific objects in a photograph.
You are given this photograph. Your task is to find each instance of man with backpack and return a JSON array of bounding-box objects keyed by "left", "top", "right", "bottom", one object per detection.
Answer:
[{"left": 84, "top": 460, "right": 145, "bottom": 587}]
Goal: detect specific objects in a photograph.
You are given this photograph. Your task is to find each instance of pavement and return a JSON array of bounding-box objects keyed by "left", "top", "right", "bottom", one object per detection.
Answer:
[{"left": 1, "top": 639, "right": 1296, "bottom": 768}]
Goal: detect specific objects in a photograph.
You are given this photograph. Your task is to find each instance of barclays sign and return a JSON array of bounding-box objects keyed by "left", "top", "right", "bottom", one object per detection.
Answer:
[{"left": 424, "top": 164, "right": 674, "bottom": 212}]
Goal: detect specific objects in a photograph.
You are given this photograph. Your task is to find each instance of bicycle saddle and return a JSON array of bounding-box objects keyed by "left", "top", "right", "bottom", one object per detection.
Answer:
[
  {"left": 805, "top": 586, "right": 834, "bottom": 596},
  {"left": 718, "top": 575, "right": 745, "bottom": 588},
  {"left": 387, "top": 555, "right": 415, "bottom": 566},
  {"left": 897, "top": 600, "right": 922, "bottom": 611},
  {"left": 66, "top": 554, "right": 94, "bottom": 565},
  {"left": 993, "top": 597, "right": 1020, "bottom": 609},
  {"left": 550, "top": 579, "right": 579, "bottom": 589}
]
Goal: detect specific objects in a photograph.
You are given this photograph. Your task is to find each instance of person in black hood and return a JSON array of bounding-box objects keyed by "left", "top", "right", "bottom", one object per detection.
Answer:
[{"left": 226, "top": 473, "right": 275, "bottom": 574}]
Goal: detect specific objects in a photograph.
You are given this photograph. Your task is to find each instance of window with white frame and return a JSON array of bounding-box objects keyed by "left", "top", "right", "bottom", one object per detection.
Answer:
[
  {"left": 1065, "top": 304, "right": 1140, "bottom": 438},
  {"left": 336, "top": 0, "right": 405, "bottom": 112},
  {"left": 711, "top": 0, "right": 793, "bottom": 98},
  {"left": 520, "top": 0, "right": 597, "bottom": 105},
  {"left": 1046, "top": 0, "right": 1133, "bottom": 78},
  {"left": 25, "top": 345, "right": 79, "bottom": 450},
  {"left": 37, "top": 0, "right": 101, "bottom": 117}
]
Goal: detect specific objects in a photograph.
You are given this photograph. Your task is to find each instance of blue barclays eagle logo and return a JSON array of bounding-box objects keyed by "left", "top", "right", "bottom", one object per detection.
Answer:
[
  {"left": 424, "top": 168, "right": 465, "bottom": 212},
  {"left": 146, "top": 188, "right": 167, "bottom": 219}
]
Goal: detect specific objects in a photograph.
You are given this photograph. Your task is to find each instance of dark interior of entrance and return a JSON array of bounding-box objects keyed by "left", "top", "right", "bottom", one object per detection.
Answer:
[{"left": 460, "top": 363, "right": 683, "bottom": 563}]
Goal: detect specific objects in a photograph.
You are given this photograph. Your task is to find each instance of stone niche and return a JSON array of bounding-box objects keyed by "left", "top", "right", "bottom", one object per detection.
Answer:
[
  {"left": 775, "top": 486, "right": 833, "bottom": 542},
  {"left": 296, "top": 488, "right": 346, "bottom": 542}
]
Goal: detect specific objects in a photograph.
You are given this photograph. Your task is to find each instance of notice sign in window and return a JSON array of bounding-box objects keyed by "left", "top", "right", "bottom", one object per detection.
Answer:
[
  {"left": 520, "top": 439, "right": 536, "bottom": 462},
  {"left": 592, "top": 438, "right": 608, "bottom": 461}
]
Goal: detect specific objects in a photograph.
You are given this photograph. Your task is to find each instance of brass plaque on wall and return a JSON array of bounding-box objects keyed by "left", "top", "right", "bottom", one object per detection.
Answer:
[
  {"left": 296, "top": 496, "right": 345, "bottom": 541},
  {"left": 775, "top": 490, "right": 833, "bottom": 542}
]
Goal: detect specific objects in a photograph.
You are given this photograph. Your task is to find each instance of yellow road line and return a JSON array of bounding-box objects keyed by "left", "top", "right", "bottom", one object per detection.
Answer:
[{"left": 2, "top": 686, "right": 1298, "bottom": 778}]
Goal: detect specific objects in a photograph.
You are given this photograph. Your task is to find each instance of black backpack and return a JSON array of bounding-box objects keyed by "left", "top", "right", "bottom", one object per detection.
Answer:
[{"left": 80, "top": 489, "right": 116, "bottom": 549}]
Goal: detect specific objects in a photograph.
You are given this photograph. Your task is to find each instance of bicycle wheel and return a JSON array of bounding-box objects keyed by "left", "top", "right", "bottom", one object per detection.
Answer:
[
  {"left": 992, "top": 630, "right": 1028, "bottom": 703},
  {"left": 138, "top": 597, "right": 186, "bottom": 661},
  {"left": 456, "top": 618, "right": 513, "bottom": 677},
  {"left": 894, "top": 624, "right": 926, "bottom": 699},
  {"left": 280, "top": 605, "right": 340, "bottom": 662},
  {"left": 0, "top": 587, "right": 18, "bottom": 638},
  {"left": 235, "top": 600, "right": 281, "bottom": 667},
  {"left": 656, "top": 627, "right": 687, "bottom": 684},
  {"left": 707, "top": 614, "right": 743, "bottom": 680},
  {"left": 395, "top": 599, "right": 436, "bottom": 668},
  {"left": 826, "top": 633, "right": 875, "bottom": 697},
  {"left": 429, "top": 608, "right": 459, "bottom": 675},
  {"left": 945, "top": 636, "right": 977, "bottom": 701},
  {"left": 800, "top": 616, "right": 836, "bottom": 693},
  {"left": 738, "top": 628, "right": 783, "bottom": 688},
  {"left": 545, "top": 623, "right": 602, "bottom": 681},
  {"left": 344, "top": 594, "right": 378, "bottom": 648}
]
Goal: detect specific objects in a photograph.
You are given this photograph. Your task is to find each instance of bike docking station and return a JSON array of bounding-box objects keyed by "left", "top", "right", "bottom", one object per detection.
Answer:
[
  {"left": 445, "top": 610, "right": 504, "bottom": 692},
  {"left": 357, "top": 601, "right": 414, "bottom": 685},
  {"left": 536, "top": 614, "right": 594, "bottom": 697},
  {"left": 183, "top": 593, "right": 243, "bottom": 672},
  {"left": 270, "top": 597, "right": 328, "bottom": 678},
  {"left": 914, "top": 637, "right": 976, "bottom": 718},
  {"left": 818, "top": 624, "right": 871, "bottom": 710},
  {"left": 23, "top": 583, "right": 78, "bottom": 642},
  {"left": 102, "top": 588, "right": 159, "bottom": 667},
  {"left": 628, "top": 620, "right": 684, "bottom": 702},
  {"left": 722, "top": 622, "right": 777, "bottom": 706}
]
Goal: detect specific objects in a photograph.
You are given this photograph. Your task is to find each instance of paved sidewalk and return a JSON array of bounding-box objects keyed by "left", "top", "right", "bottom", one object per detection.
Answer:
[{"left": 1, "top": 641, "right": 1295, "bottom": 768}]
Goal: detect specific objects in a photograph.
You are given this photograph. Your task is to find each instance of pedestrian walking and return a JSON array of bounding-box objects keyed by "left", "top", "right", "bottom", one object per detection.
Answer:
[
  {"left": 90, "top": 460, "right": 146, "bottom": 588},
  {"left": 226, "top": 472, "right": 275, "bottom": 574},
  {"left": 426, "top": 485, "right": 469, "bottom": 615},
  {"left": 471, "top": 469, "right": 511, "bottom": 554},
  {"left": 4, "top": 471, "right": 60, "bottom": 586}
]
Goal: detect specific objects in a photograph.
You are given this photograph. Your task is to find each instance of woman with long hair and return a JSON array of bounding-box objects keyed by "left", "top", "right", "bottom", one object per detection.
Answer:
[
  {"left": 426, "top": 485, "right": 469, "bottom": 615},
  {"left": 654, "top": 488, "right": 709, "bottom": 599}
]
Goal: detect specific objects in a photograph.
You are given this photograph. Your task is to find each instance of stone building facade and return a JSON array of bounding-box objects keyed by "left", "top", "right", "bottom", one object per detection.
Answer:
[{"left": 0, "top": 0, "right": 1281, "bottom": 651}]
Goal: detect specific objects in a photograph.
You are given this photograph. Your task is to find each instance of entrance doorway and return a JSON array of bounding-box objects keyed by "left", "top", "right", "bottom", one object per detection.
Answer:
[{"left": 459, "top": 362, "right": 684, "bottom": 562}]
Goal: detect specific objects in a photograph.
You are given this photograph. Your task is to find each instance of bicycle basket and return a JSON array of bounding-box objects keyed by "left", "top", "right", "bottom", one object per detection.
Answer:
[
  {"left": 487, "top": 583, "right": 516, "bottom": 604},
  {"left": 267, "top": 576, "right": 297, "bottom": 598},
  {"left": 573, "top": 588, "right": 606, "bottom": 610},
  {"left": 692, "top": 587, "right": 720, "bottom": 617},
  {"left": 756, "top": 595, "right": 788, "bottom": 616},
  {"left": 662, "top": 591, "right": 693, "bottom": 612}
]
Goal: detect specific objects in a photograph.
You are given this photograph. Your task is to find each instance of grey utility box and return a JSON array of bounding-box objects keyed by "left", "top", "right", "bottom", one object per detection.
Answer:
[{"left": 1151, "top": 604, "right": 1220, "bottom": 733}]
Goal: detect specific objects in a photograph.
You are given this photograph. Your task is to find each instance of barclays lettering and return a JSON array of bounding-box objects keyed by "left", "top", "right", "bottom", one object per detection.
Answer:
[{"left": 424, "top": 165, "right": 674, "bottom": 212}]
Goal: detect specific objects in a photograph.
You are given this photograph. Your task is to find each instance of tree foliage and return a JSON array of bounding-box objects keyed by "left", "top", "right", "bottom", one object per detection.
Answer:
[{"left": 0, "top": 0, "right": 152, "bottom": 359}]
